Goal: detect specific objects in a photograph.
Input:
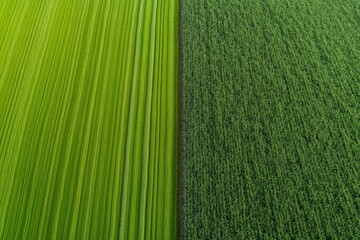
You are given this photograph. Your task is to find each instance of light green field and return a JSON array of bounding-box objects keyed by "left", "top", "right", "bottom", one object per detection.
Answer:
[{"left": 0, "top": 0, "right": 178, "bottom": 239}]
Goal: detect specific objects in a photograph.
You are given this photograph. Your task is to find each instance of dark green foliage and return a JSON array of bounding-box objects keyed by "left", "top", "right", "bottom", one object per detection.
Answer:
[{"left": 181, "top": 0, "right": 360, "bottom": 239}]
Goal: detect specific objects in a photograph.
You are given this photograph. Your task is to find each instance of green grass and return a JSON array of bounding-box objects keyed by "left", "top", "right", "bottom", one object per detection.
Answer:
[
  {"left": 0, "top": 0, "right": 178, "bottom": 239},
  {"left": 181, "top": 0, "right": 360, "bottom": 239}
]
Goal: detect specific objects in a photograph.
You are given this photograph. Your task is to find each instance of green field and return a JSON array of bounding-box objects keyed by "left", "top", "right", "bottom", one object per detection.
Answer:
[
  {"left": 1, "top": 0, "right": 360, "bottom": 239},
  {"left": 0, "top": 0, "right": 178, "bottom": 239},
  {"left": 181, "top": 0, "right": 360, "bottom": 239}
]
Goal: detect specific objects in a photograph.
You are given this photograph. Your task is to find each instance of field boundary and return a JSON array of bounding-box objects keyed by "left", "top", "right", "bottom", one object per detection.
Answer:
[{"left": 177, "top": 0, "right": 183, "bottom": 238}]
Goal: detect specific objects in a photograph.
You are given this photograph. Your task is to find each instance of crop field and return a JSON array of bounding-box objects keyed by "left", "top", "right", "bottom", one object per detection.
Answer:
[
  {"left": 1, "top": 0, "right": 360, "bottom": 239},
  {"left": 0, "top": 0, "right": 178, "bottom": 239},
  {"left": 181, "top": 0, "right": 360, "bottom": 239}
]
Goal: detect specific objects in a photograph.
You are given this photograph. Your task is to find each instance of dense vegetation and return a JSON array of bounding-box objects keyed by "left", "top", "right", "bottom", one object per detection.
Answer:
[
  {"left": 0, "top": 0, "right": 178, "bottom": 239},
  {"left": 2, "top": 0, "right": 359, "bottom": 239},
  {"left": 181, "top": 0, "right": 360, "bottom": 239}
]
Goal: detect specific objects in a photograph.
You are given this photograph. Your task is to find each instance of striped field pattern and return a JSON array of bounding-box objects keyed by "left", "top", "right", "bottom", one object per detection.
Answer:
[{"left": 0, "top": 0, "right": 178, "bottom": 239}]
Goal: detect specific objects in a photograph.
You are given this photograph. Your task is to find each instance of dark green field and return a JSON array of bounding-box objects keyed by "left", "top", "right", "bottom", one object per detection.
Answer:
[{"left": 181, "top": 0, "right": 360, "bottom": 239}]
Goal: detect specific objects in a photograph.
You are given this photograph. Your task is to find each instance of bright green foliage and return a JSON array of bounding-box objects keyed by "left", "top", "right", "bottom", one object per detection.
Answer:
[
  {"left": 0, "top": 0, "right": 178, "bottom": 239},
  {"left": 181, "top": 0, "right": 360, "bottom": 239}
]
